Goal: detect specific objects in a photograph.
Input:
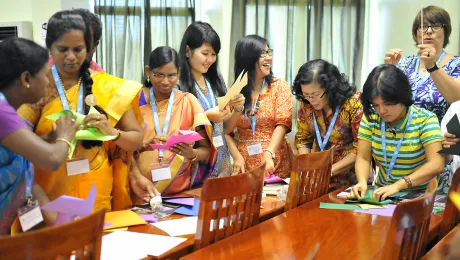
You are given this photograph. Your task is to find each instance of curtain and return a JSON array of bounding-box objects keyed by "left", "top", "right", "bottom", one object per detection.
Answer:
[
  {"left": 95, "top": 0, "right": 194, "bottom": 82},
  {"left": 230, "top": 0, "right": 365, "bottom": 146}
]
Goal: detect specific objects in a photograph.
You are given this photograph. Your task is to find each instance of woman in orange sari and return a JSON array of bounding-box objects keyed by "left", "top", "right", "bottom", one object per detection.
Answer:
[
  {"left": 130, "top": 46, "right": 212, "bottom": 203},
  {"left": 18, "top": 11, "right": 144, "bottom": 211}
]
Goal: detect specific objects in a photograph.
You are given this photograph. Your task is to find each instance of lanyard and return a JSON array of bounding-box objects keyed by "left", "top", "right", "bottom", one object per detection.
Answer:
[
  {"left": 0, "top": 92, "right": 33, "bottom": 200},
  {"left": 313, "top": 107, "right": 340, "bottom": 151},
  {"left": 380, "top": 108, "right": 413, "bottom": 179},
  {"left": 52, "top": 65, "right": 84, "bottom": 114},
  {"left": 150, "top": 87, "right": 175, "bottom": 158},
  {"left": 244, "top": 79, "right": 266, "bottom": 135},
  {"left": 412, "top": 49, "right": 446, "bottom": 98},
  {"left": 195, "top": 79, "right": 216, "bottom": 110}
]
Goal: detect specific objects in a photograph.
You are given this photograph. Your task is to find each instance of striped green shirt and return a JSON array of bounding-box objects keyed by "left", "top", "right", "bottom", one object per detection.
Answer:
[{"left": 358, "top": 105, "right": 442, "bottom": 189}]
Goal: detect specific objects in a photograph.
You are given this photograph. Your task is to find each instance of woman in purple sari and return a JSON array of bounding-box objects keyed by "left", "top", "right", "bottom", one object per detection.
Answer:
[{"left": 383, "top": 6, "right": 460, "bottom": 193}]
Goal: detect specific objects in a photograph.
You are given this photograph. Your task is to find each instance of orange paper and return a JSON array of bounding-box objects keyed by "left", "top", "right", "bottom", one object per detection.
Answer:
[{"left": 104, "top": 210, "right": 147, "bottom": 230}]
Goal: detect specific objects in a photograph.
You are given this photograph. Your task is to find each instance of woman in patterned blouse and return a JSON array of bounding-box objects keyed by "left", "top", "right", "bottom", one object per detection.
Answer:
[
  {"left": 293, "top": 59, "right": 363, "bottom": 185},
  {"left": 384, "top": 6, "right": 460, "bottom": 193}
]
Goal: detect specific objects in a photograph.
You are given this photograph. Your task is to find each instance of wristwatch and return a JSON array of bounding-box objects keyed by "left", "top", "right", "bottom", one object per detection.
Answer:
[
  {"left": 263, "top": 149, "right": 275, "bottom": 159},
  {"left": 426, "top": 63, "right": 439, "bottom": 73}
]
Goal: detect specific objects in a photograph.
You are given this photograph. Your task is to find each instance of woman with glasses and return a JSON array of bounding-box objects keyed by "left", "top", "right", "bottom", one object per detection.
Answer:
[
  {"left": 350, "top": 64, "right": 444, "bottom": 200},
  {"left": 384, "top": 5, "right": 460, "bottom": 193},
  {"left": 293, "top": 59, "right": 363, "bottom": 185},
  {"left": 130, "top": 46, "right": 212, "bottom": 199},
  {"left": 225, "top": 35, "right": 293, "bottom": 178},
  {"left": 178, "top": 22, "right": 245, "bottom": 182}
]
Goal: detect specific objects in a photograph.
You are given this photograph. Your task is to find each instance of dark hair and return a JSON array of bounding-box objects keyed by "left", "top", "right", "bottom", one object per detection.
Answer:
[
  {"left": 412, "top": 5, "right": 451, "bottom": 48},
  {"left": 47, "top": 10, "right": 99, "bottom": 149},
  {"left": 361, "top": 64, "right": 414, "bottom": 121},
  {"left": 74, "top": 8, "right": 103, "bottom": 43},
  {"left": 0, "top": 37, "right": 48, "bottom": 90},
  {"left": 144, "top": 46, "right": 180, "bottom": 88},
  {"left": 178, "top": 21, "right": 226, "bottom": 98},
  {"left": 292, "top": 59, "right": 356, "bottom": 111},
  {"left": 234, "top": 35, "right": 274, "bottom": 114}
]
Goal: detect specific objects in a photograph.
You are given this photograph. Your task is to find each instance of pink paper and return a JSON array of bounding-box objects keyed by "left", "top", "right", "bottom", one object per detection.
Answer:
[
  {"left": 354, "top": 204, "right": 397, "bottom": 217},
  {"left": 163, "top": 197, "right": 195, "bottom": 206},
  {"left": 150, "top": 130, "right": 203, "bottom": 150},
  {"left": 265, "top": 175, "right": 285, "bottom": 184},
  {"left": 41, "top": 184, "right": 98, "bottom": 225},
  {"left": 139, "top": 214, "right": 158, "bottom": 223}
]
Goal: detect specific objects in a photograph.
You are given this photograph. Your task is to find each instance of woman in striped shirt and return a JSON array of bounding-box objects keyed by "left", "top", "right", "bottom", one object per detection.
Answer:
[{"left": 350, "top": 64, "right": 444, "bottom": 200}]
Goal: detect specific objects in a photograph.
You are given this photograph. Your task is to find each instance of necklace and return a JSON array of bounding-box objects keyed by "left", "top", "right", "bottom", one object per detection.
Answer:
[
  {"left": 154, "top": 99, "right": 169, "bottom": 113},
  {"left": 58, "top": 74, "right": 82, "bottom": 110},
  {"left": 198, "top": 85, "right": 208, "bottom": 95}
]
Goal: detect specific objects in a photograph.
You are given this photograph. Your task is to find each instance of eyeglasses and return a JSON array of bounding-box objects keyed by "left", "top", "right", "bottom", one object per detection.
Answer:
[
  {"left": 303, "top": 91, "right": 326, "bottom": 101},
  {"left": 152, "top": 72, "right": 178, "bottom": 81},
  {"left": 260, "top": 49, "right": 273, "bottom": 58},
  {"left": 417, "top": 23, "right": 444, "bottom": 33}
]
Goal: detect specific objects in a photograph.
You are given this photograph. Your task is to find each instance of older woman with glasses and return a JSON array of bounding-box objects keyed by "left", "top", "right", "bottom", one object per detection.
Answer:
[
  {"left": 293, "top": 59, "right": 363, "bottom": 185},
  {"left": 384, "top": 5, "right": 460, "bottom": 193}
]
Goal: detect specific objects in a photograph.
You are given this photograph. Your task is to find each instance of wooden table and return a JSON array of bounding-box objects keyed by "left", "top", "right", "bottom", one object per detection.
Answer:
[
  {"left": 126, "top": 188, "right": 285, "bottom": 259},
  {"left": 423, "top": 224, "right": 460, "bottom": 259},
  {"left": 181, "top": 189, "right": 443, "bottom": 260}
]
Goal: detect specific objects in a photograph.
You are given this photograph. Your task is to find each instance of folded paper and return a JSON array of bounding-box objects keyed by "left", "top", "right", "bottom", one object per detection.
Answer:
[
  {"left": 150, "top": 130, "right": 203, "bottom": 150},
  {"left": 174, "top": 199, "right": 200, "bottom": 216},
  {"left": 319, "top": 202, "right": 361, "bottom": 210},
  {"left": 439, "top": 114, "right": 460, "bottom": 156},
  {"left": 104, "top": 210, "right": 147, "bottom": 230},
  {"left": 217, "top": 70, "right": 248, "bottom": 109}
]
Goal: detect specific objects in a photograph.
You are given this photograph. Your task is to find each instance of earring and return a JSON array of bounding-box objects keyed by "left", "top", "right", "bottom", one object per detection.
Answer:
[
  {"left": 146, "top": 77, "right": 150, "bottom": 83},
  {"left": 26, "top": 84, "right": 30, "bottom": 88},
  {"left": 186, "top": 55, "right": 189, "bottom": 60}
]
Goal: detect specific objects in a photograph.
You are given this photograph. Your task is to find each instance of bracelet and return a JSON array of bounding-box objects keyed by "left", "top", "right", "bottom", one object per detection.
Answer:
[
  {"left": 190, "top": 150, "right": 199, "bottom": 163},
  {"left": 234, "top": 106, "right": 244, "bottom": 112},
  {"left": 56, "top": 138, "right": 72, "bottom": 148},
  {"left": 112, "top": 128, "right": 122, "bottom": 141},
  {"left": 402, "top": 176, "right": 413, "bottom": 189}
]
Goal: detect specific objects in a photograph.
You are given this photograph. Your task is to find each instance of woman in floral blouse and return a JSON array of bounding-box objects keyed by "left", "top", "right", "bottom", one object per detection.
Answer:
[{"left": 293, "top": 59, "right": 363, "bottom": 185}]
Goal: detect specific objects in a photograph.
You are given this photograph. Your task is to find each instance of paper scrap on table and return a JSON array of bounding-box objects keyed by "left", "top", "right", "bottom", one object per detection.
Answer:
[
  {"left": 41, "top": 183, "right": 98, "bottom": 225},
  {"left": 359, "top": 204, "right": 385, "bottom": 210},
  {"left": 139, "top": 214, "right": 158, "bottom": 223},
  {"left": 150, "top": 130, "right": 203, "bottom": 150},
  {"left": 439, "top": 114, "right": 460, "bottom": 156},
  {"left": 152, "top": 216, "right": 198, "bottom": 236},
  {"left": 264, "top": 175, "right": 289, "bottom": 184},
  {"left": 354, "top": 204, "right": 397, "bottom": 217},
  {"left": 337, "top": 187, "right": 352, "bottom": 198},
  {"left": 163, "top": 197, "right": 195, "bottom": 207},
  {"left": 319, "top": 202, "right": 361, "bottom": 210},
  {"left": 449, "top": 192, "right": 460, "bottom": 210},
  {"left": 217, "top": 70, "right": 248, "bottom": 109},
  {"left": 103, "top": 227, "right": 128, "bottom": 233},
  {"left": 101, "top": 231, "right": 187, "bottom": 259},
  {"left": 174, "top": 199, "right": 200, "bottom": 216},
  {"left": 104, "top": 210, "right": 146, "bottom": 230}
]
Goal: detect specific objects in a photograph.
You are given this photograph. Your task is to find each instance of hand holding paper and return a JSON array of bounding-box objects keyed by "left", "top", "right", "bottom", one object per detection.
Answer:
[
  {"left": 150, "top": 130, "right": 203, "bottom": 150},
  {"left": 217, "top": 70, "right": 248, "bottom": 110},
  {"left": 440, "top": 114, "right": 460, "bottom": 155}
]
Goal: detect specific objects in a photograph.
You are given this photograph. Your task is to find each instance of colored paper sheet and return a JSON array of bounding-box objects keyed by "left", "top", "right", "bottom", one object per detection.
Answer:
[
  {"left": 449, "top": 191, "right": 460, "bottom": 211},
  {"left": 174, "top": 199, "right": 200, "bottom": 216},
  {"left": 150, "top": 130, "right": 203, "bottom": 150},
  {"left": 103, "top": 227, "right": 128, "bottom": 233},
  {"left": 264, "top": 174, "right": 286, "bottom": 184},
  {"left": 217, "top": 70, "right": 248, "bottom": 109},
  {"left": 104, "top": 210, "right": 147, "bottom": 230},
  {"left": 319, "top": 202, "right": 362, "bottom": 210},
  {"left": 354, "top": 204, "right": 397, "bottom": 217},
  {"left": 359, "top": 204, "right": 385, "bottom": 210},
  {"left": 163, "top": 197, "right": 195, "bottom": 207},
  {"left": 41, "top": 184, "right": 96, "bottom": 225},
  {"left": 151, "top": 216, "right": 198, "bottom": 236},
  {"left": 139, "top": 214, "right": 158, "bottom": 223},
  {"left": 101, "top": 231, "right": 187, "bottom": 259}
]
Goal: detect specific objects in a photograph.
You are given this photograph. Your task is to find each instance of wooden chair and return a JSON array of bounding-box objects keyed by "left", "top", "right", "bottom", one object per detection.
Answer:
[
  {"left": 382, "top": 179, "right": 438, "bottom": 260},
  {"left": 439, "top": 168, "right": 460, "bottom": 238},
  {"left": 194, "top": 162, "right": 265, "bottom": 250},
  {"left": 284, "top": 147, "right": 334, "bottom": 211},
  {"left": 0, "top": 209, "right": 105, "bottom": 260}
]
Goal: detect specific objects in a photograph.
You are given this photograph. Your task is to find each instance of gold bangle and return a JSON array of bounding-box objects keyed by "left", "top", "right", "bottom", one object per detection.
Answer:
[
  {"left": 112, "top": 128, "right": 122, "bottom": 141},
  {"left": 190, "top": 150, "right": 199, "bottom": 163},
  {"left": 56, "top": 138, "right": 72, "bottom": 148}
]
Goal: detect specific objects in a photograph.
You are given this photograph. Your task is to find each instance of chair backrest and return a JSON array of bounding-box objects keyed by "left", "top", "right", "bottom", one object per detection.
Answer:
[
  {"left": 382, "top": 179, "right": 438, "bottom": 260},
  {"left": 440, "top": 168, "right": 460, "bottom": 237},
  {"left": 194, "top": 162, "right": 265, "bottom": 250},
  {"left": 284, "top": 147, "right": 334, "bottom": 211},
  {"left": 0, "top": 209, "right": 105, "bottom": 260}
]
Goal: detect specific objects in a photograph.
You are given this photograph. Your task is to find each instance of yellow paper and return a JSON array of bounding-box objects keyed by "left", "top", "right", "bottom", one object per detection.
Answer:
[
  {"left": 217, "top": 70, "right": 248, "bottom": 109},
  {"left": 103, "top": 227, "right": 128, "bottom": 232},
  {"left": 104, "top": 210, "right": 147, "bottom": 230},
  {"left": 359, "top": 204, "right": 385, "bottom": 210},
  {"left": 449, "top": 192, "right": 460, "bottom": 210}
]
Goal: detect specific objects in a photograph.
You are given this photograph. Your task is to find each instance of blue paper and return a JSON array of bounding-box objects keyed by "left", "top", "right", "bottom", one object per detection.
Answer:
[{"left": 174, "top": 199, "right": 200, "bottom": 216}]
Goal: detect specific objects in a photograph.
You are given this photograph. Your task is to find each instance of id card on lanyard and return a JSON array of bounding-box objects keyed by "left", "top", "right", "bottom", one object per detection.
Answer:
[
  {"left": 380, "top": 109, "right": 413, "bottom": 179},
  {"left": 151, "top": 87, "right": 175, "bottom": 160},
  {"left": 245, "top": 79, "right": 266, "bottom": 155},
  {"left": 313, "top": 107, "right": 340, "bottom": 151}
]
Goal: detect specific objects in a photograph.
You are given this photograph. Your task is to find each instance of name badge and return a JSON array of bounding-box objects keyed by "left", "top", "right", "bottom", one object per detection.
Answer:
[
  {"left": 18, "top": 200, "right": 44, "bottom": 232},
  {"left": 151, "top": 167, "right": 172, "bottom": 182},
  {"left": 212, "top": 135, "right": 224, "bottom": 148},
  {"left": 247, "top": 143, "right": 263, "bottom": 156},
  {"left": 66, "top": 158, "right": 90, "bottom": 176}
]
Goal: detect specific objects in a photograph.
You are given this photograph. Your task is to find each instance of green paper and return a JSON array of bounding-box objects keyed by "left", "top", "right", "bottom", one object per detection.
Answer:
[
  {"left": 345, "top": 190, "right": 394, "bottom": 205},
  {"left": 388, "top": 191, "right": 410, "bottom": 198},
  {"left": 45, "top": 108, "right": 116, "bottom": 159},
  {"left": 320, "top": 202, "right": 362, "bottom": 210}
]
